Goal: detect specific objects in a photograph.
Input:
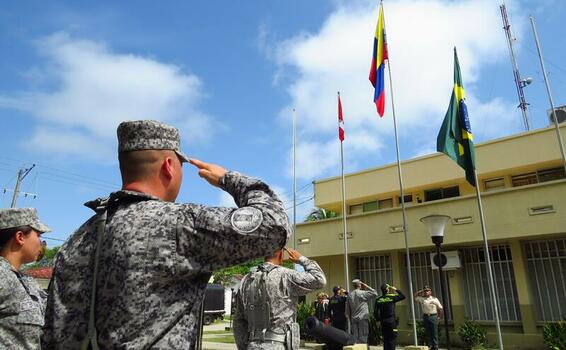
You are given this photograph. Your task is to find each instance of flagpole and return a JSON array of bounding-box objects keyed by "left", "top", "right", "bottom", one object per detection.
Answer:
[
  {"left": 529, "top": 15, "right": 566, "bottom": 173},
  {"left": 473, "top": 170, "right": 504, "bottom": 350},
  {"left": 382, "top": 15, "right": 418, "bottom": 347},
  {"left": 293, "top": 108, "right": 297, "bottom": 250},
  {"left": 338, "top": 92, "right": 350, "bottom": 292}
]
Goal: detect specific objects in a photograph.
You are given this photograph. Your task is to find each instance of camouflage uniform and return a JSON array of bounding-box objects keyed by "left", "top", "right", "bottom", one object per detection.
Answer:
[
  {"left": 42, "top": 120, "right": 292, "bottom": 349},
  {"left": 0, "top": 208, "right": 50, "bottom": 349},
  {"left": 233, "top": 256, "right": 326, "bottom": 350},
  {"left": 346, "top": 283, "right": 378, "bottom": 344}
]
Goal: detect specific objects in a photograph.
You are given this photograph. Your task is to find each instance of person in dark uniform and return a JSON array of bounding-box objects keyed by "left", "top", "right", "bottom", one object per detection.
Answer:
[
  {"left": 328, "top": 286, "right": 347, "bottom": 331},
  {"left": 374, "top": 284, "right": 406, "bottom": 350}
]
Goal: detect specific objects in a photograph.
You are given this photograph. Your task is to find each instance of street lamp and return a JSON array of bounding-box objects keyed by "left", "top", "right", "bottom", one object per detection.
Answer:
[{"left": 420, "top": 214, "right": 451, "bottom": 350}]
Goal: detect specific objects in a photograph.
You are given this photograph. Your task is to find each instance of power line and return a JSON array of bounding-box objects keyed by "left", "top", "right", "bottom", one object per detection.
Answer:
[
  {"left": 285, "top": 195, "right": 314, "bottom": 210},
  {"left": 41, "top": 235, "right": 66, "bottom": 243}
]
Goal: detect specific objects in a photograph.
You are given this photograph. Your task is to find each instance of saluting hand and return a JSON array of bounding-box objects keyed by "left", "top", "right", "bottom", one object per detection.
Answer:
[
  {"left": 189, "top": 158, "right": 227, "bottom": 187},
  {"left": 284, "top": 247, "right": 303, "bottom": 263}
]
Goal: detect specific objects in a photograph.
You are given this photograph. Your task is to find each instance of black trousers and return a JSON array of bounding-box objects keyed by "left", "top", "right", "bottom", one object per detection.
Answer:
[
  {"left": 331, "top": 319, "right": 347, "bottom": 332},
  {"left": 381, "top": 321, "right": 398, "bottom": 350}
]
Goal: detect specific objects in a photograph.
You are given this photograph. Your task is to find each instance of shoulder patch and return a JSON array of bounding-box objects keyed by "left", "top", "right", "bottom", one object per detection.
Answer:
[{"left": 230, "top": 207, "right": 263, "bottom": 233}]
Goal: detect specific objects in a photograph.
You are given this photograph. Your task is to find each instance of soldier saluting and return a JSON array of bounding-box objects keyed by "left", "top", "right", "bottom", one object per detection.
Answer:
[
  {"left": 233, "top": 247, "right": 326, "bottom": 350},
  {"left": 42, "top": 120, "right": 292, "bottom": 349}
]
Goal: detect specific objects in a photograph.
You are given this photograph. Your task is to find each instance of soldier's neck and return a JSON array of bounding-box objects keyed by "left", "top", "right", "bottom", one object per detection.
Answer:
[
  {"left": 2, "top": 251, "right": 23, "bottom": 270},
  {"left": 122, "top": 181, "right": 168, "bottom": 201}
]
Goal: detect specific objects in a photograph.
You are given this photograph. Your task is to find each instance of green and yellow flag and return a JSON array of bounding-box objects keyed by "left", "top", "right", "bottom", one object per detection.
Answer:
[{"left": 437, "top": 48, "right": 476, "bottom": 187}]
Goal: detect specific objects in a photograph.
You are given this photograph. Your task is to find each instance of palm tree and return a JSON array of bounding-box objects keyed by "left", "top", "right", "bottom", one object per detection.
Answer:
[{"left": 304, "top": 207, "right": 338, "bottom": 222}]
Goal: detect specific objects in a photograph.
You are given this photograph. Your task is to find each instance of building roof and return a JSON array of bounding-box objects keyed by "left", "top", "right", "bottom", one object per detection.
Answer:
[{"left": 24, "top": 267, "right": 53, "bottom": 279}]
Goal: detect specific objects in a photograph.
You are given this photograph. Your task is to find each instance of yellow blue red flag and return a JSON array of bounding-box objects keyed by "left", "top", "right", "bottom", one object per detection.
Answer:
[{"left": 369, "top": 3, "right": 388, "bottom": 117}]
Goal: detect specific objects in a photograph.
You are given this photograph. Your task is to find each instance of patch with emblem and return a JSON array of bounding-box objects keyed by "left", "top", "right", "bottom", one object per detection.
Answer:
[{"left": 230, "top": 207, "right": 263, "bottom": 233}]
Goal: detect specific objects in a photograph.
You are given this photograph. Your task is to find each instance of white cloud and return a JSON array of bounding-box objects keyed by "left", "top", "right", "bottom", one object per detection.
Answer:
[
  {"left": 0, "top": 32, "right": 218, "bottom": 160},
  {"left": 271, "top": 0, "right": 524, "bottom": 180}
]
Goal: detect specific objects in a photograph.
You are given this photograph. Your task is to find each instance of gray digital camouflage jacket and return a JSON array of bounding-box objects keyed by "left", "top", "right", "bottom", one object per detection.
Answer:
[
  {"left": 346, "top": 287, "right": 378, "bottom": 321},
  {"left": 0, "top": 257, "right": 46, "bottom": 350},
  {"left": 42, "top": 171, "right": 291, "bottom": 349},
  {"left": 233, "top": 256, "right": 326, "bottom": 350}
]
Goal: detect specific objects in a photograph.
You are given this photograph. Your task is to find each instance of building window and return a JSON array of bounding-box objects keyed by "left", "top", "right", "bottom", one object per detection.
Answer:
[
  {"left": 405, "top": 252, "right": 453, "bottom": 320},
  {"left": 378, "top": 198, "right": 393, "bottom": 209},
  {"left": 461, "top": 245, "right": 520, "bottom": 321},
  {"left": 398, "top": 194, "right": 413, "bottom": 206},
  {"left": 512, "top": 167, "right": 565, "bottom": 187},
  {"left": 424, "top": 186, "right": 460, "bottom": 202},
  {"left": 537, "top": 167, "right": 565, "bottom": 183},
  {"left": 511, "top": 172, "right": 538, "bottom": 187},
  {"left": 363, "top": 201, "right": 378, "bottom": 212},
  {"left": 355, "top": 255, "right": 392, "bottom": 292},
  {"left": 484, "top": 177, "right": 505, "bottom": 191},
  {"left": 524, "top": 239, "right": 566, "bottom": 321},
  {"left": 349, "top": 204, "right": 363, "bottom": 215}
]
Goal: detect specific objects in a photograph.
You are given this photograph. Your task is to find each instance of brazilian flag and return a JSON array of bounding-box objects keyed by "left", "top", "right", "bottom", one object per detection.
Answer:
[{"left": 437, "top": 48, "right": 476, "bottom": 187}]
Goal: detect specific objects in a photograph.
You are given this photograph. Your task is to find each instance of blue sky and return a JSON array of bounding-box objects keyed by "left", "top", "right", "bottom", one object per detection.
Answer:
[{"left": 0, "top": 0, "right": 565, "bottom": 245}]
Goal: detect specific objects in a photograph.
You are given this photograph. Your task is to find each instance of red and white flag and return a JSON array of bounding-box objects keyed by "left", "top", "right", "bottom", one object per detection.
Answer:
[{"left": 338, "top": 93, "right": 345, "bottom": 141}]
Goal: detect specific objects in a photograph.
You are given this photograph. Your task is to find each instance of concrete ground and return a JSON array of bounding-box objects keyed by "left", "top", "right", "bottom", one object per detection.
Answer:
[{"left": 201, "top": 321, "right": 456, "bottom": 350}]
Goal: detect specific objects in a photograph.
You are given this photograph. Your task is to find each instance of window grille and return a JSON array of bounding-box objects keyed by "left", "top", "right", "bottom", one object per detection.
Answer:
[
  {"left": 355, "top": 255, "right": 392, "bottom": 293},
  {"left": 461, "top": 245, "right": 521, "bottom": 321},
  {"left": 354, "top": 255, "right": 393, "bottom": 313},
  {"left": 405, "top": 251, "right": 453, "bottom": 320},
  {"left": 524, "top": 239, "right": 566, "bottom": 321}
]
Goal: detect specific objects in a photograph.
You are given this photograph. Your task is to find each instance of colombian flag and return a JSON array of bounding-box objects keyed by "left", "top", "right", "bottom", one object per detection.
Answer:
[
  {"left": 437, "top": 48, "right": 476, "bottom": 187},
  {"left": 369, "top": 3, "right": 388, "bottom": 117}
]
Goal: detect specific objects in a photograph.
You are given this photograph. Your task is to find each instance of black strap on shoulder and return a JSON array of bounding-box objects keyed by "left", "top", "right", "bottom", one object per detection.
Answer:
[{"left": 80, "top": 198, "right": 109, "bottom": 350}]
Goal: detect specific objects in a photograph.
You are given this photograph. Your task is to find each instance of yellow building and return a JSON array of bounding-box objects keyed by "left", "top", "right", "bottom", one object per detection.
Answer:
[{"left": 295, "top": 124, "right": 566, "bottom": 349}]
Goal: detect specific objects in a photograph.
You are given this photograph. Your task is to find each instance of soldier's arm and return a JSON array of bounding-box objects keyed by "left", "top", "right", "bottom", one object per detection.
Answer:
[
  {"left": 286, "top": 256, "right": 327, "bottom": 297},
  {"left": 233, "top": 289, "right": 249, "bottom": 350},
  {"left": 179, "top": 171, "right": 292, "bottom": 271}
]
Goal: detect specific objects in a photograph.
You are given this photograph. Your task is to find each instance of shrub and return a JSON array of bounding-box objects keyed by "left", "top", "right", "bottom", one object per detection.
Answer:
[
  {"left": 368, "top": 313, "right": 382, "bottom": 345},
  {"left": 457, "top": 319, "right": 487, "bottom": 349},
  {"left": 543, "top": 321, "right": 566, "bottom": 350},
  {"left": 297, "top": 302, "right": 315, "bottom": 341}
]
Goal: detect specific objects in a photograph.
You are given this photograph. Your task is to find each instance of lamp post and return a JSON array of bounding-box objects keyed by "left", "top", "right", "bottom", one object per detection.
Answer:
[{"left": 421, "top": 214, "right": 451, "bottom": 350}]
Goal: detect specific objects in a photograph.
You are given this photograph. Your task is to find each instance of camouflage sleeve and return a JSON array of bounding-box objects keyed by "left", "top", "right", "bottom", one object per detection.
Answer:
[
  {"left": 362, "top": 287, "right": 378, "bottom": 300},
  {"left": 286, "top": 256, "right": 326, "bottom": 297},
  {"left": 180, "top": 171, "right": 291, "bottom": 271},
  {"left": 232, "top": 288, "right": 249, "bottom": 350}
]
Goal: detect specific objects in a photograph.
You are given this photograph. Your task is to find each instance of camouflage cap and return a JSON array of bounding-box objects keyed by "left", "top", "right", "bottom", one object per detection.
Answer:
[
  {"left": 0, "top": 208, "right": 51, "bottom": 233},
  {"left": 117, "top": 120, "right": 189, "bottom": 162}
]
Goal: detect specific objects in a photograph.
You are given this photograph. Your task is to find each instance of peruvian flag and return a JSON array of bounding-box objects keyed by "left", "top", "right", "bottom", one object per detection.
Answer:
[{"left": 338, "top": 93, "right": 345, "bottom": 141}]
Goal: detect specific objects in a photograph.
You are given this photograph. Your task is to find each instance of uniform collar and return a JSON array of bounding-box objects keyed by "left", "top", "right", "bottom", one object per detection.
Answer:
[
  {"left": 85, "top": 190, "right": 160, "bottom": 211},
  {"left": 0, "top": 256, "right": 19, "bottom": 274}
]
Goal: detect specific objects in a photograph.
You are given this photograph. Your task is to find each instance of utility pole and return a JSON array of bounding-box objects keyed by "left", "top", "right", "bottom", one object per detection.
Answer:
[
  {"left": 500, "top": 4, "right": 532, "bottom": 131},
  {"left": 9, "top": 165, "right": 36, "bottom": 208}
]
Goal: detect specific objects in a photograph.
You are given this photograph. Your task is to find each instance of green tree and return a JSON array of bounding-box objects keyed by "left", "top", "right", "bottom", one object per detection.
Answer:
[{"left": 304, "top": 207, "right": 338, "bottom": 222}]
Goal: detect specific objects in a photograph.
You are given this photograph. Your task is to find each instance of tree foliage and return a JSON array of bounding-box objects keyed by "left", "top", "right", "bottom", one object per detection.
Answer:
[{"left": 304, "top": 207, "right": 338, "bottom": 222}]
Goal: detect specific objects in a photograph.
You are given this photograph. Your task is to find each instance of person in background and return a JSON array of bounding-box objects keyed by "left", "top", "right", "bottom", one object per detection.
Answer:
[
  {"left": 375, "top": 283, "right": 406, "bottom": 350},
  {"left": 0, "top": 208, "right": 50, "bottom": 349},
  {"left": 328, "top": 286, "right": 347, "bottom": 331},
  {"left": 346, "top": 279, "right": 377, "bottom": 346},
  {"left": 233, "top": 247, "right": 326, "bottom": 350},
  {"left": 414, "top": 286, "right": 444, "bottom": 350},
  {"left": 314, "top": 292, "right": 330, "bottom": 325}
]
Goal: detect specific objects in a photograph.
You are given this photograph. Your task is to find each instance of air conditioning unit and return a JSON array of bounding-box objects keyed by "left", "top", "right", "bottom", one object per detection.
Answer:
[
  {"left": 548, "top": 106, "right": 566, "bottom": 124},
  {"left": 430, "top": 251, "right": 461, "bottom": 270}
]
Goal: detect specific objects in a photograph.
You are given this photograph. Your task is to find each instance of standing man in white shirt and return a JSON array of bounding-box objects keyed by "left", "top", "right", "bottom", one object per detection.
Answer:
[{"left": 414, "top": 286, "right": 444, "bottom": 350}]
